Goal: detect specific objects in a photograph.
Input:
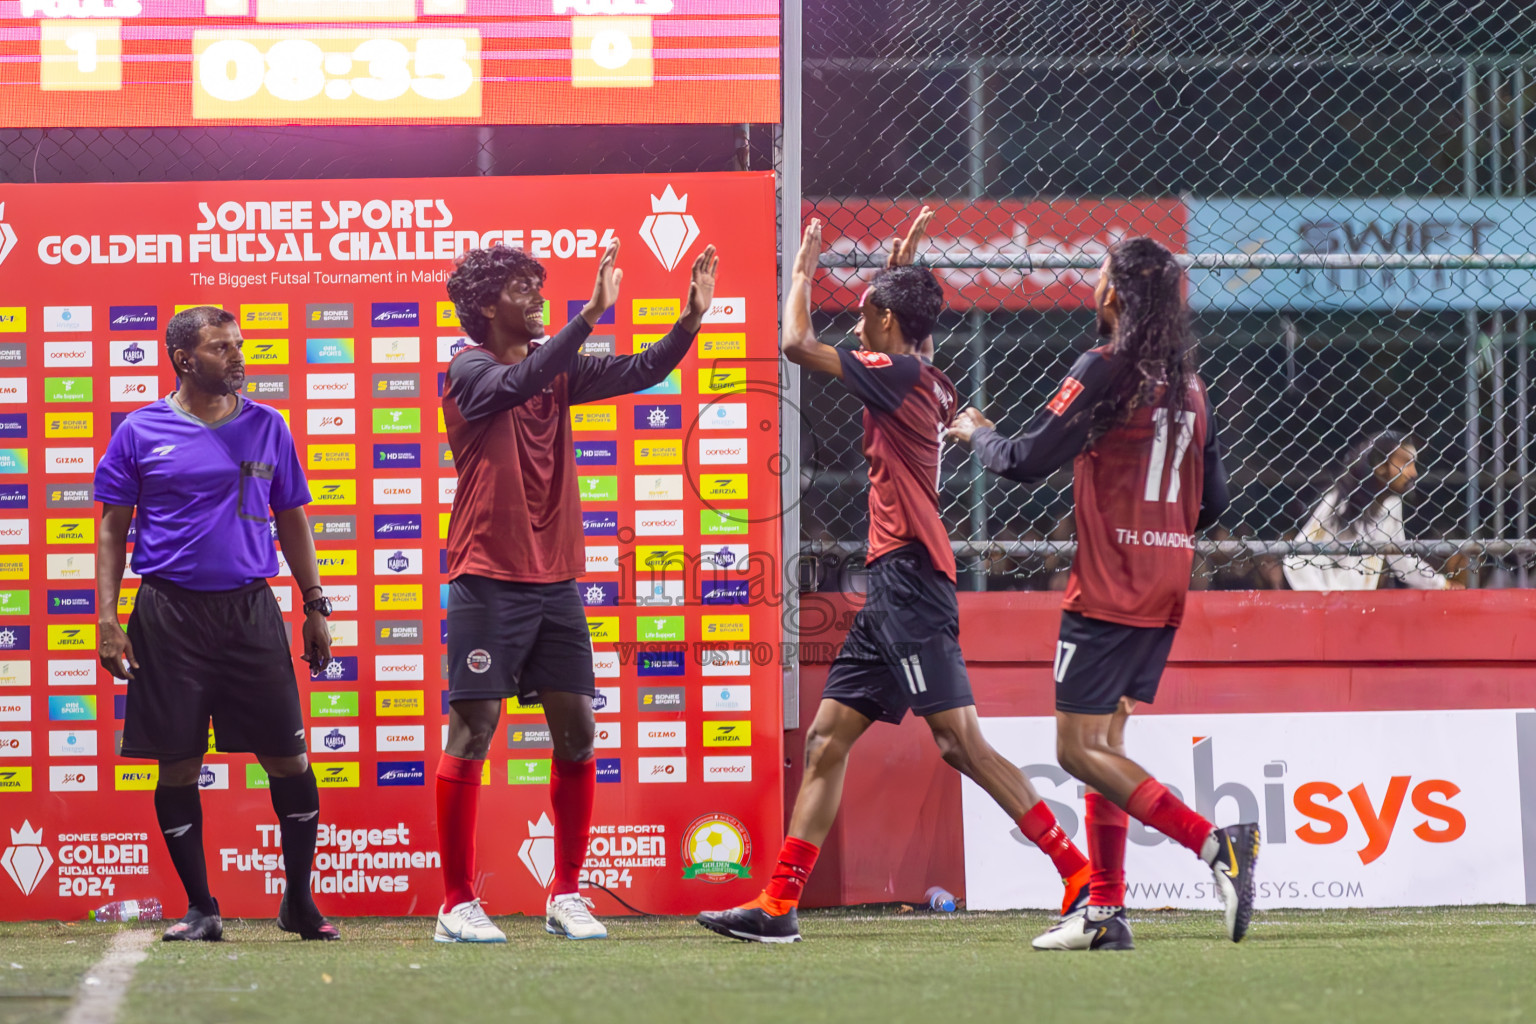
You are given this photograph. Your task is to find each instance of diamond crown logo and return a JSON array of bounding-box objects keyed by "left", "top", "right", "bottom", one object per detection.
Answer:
[
  {"left": 638, "top": 185, "right": 700, "bottom": 271},
  {"left": 0, "top": 204, "right": 17, "bottom": 268},
  {"left": 3, "top": 819, "right": 53, "bottom": 895},
  {"left": 518, "top": 812, "right": 556, "bottom": 888}
]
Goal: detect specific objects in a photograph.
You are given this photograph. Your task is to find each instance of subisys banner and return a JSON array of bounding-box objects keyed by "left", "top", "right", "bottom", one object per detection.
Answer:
[
  {"left": 963, "top": 710, "right": 1534, "bottom": 910},
  {"left": 0, "top": 171, "right": 782, "bottom": 921}
]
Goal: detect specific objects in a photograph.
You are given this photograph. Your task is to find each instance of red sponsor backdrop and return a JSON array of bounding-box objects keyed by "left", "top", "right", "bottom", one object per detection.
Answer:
[
  {"left": 805, "top": 198, "right": 1187, "bottom": 312},
  {"left": 0, "top": 171, "right": 782, "bottom": 921},
  {"left": 0, "top": 0, "right": 779, "bottom": 127}
]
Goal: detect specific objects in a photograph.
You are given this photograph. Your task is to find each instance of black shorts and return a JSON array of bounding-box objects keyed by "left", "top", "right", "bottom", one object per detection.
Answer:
[
  {"left": 446, "top": 575, "right": 596, "bottom": 703},
  {"left": 822, "top": 544, "right": 972, "bottom": 724},
  {"left": 1054, "top": 610, "right": 1177, "bottom": 715},
  {"left": 120, "top": 577, "right": 305, "bottom": 762}
]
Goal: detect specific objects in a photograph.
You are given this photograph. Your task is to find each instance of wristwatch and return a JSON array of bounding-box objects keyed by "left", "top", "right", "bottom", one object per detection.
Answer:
[{"left": 302, "top": 595, "right": 332, "bottom": 618}]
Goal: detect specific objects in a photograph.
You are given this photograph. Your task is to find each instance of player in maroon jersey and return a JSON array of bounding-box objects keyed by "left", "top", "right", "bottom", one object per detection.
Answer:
[
  {"left": 433, "top": 238, "right": 718, "bottom": 943},
  {"left": 948, "top": 237, "right": 1257, "bottom": 951},
  {"left": 698, "top": 216, "right": 1092, "bottom": 944}
]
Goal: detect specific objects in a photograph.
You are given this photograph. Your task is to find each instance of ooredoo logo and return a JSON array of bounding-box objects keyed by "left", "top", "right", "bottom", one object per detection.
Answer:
[{"left": 306, "top": 374, "right": 356, "bottom": 400}]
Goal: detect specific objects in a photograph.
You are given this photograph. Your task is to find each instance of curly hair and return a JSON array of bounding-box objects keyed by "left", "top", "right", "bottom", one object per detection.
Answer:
[
  {"left": 1333, "top": 429, "right": 1414, "bottom": 526},
  {"left": 868, "top": 265, "right": 945, "bottom": 346},
  {"left": 165, "top": 305, "right": 236, "bottom": 370},
  {"left": 446, "top": 245, "right": 547, "bottom": 344},
  {"left": 1086, "top": 237, "right": 1197, "bottom": 448}
]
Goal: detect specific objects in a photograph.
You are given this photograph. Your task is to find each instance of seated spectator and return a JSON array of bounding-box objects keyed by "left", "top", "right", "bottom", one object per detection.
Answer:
[{"left": 1283, "top": 430, "right": 1461, "bottom": 591}]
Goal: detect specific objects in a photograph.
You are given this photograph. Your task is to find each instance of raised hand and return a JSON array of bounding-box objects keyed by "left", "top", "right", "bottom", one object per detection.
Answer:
[
  {"left": 583, "top": 238, "right": 623, "bottom": 325},
  {"left": 794, "top": 220, "right": 823, "bottom": 280},
  {"left": 685, "top": 244, "right": 719, "bottom": 324},
  {"left": 889, "top": 206, "right": 935, "bottom": 268}
]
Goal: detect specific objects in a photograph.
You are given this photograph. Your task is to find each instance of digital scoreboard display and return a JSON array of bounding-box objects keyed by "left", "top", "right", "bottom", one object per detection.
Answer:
[{"left": 0, "top": 0, "right": 778, "bottom": 126}]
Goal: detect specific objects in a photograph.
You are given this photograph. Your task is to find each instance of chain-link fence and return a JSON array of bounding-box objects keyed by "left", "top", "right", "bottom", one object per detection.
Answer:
[{"left": 797, "top": 0, "right": 1536, "bottom": 591}]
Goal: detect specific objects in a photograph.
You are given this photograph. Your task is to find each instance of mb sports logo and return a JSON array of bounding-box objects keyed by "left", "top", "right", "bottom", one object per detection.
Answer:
[{"left": 638, "top": 185, "right": 700, "bottom": 271}]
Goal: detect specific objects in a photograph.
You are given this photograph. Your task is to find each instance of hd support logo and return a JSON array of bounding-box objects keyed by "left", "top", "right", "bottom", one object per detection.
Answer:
[
  {"left": 2, "top": 820, "right": 52, "bottom": 895},
  {"left": 681, "top": 813, "right": 752, "bottom": 882}
]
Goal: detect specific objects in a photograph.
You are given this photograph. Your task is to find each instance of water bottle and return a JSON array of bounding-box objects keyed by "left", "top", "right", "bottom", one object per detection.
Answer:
[
  {"left": 925, "top": 886, "right": 956, "bottom": 912},
  {"left": 89, "top": 898, "right": 162, "bottom": 923}
]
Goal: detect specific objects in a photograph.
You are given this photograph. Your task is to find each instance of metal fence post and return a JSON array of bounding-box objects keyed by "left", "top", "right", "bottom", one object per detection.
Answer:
[{"left": 779, "top": 0, "right": 803, "bottom": 730}]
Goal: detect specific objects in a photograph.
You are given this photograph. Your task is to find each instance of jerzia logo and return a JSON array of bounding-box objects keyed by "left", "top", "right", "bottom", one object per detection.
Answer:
[
  {"left": 638, "top": 185, "right": 699, "bottom": 271},
  {"left": 0, "top": 205, "right": 16, "bottom": 267}
]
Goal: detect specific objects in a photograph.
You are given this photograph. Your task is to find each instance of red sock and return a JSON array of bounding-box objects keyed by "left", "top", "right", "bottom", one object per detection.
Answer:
[
  {"left": 435, "top": 753, "right": 483, "bottom": 909},
  {"left": 1016, "top": 801, "right": 1089, "bottom": 879},
  {"left": 1085, "top": 793, "right": 1128, "bottom": 906},
  {"left": 550, "top": 758, "right": 596, "bottom": 896},
  {"left": 763, "top": 836, "right": 820, "bottom": 905},
  {"left": 1125, "top": 778, "right": 1213, "bottom": 855}
]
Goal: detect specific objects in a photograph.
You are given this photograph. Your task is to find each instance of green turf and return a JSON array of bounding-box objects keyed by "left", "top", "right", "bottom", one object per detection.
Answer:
[
  {"left": 9, "top": 907, "right": 1536, "bottom": 1024},
  {"left": 0, "top": 921, "right": 113, "bottom": 1024}
]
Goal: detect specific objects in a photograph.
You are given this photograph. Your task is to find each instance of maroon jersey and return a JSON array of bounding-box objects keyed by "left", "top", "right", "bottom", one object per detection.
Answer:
[
  {"left": 444, "top": 315, "right": 696, "bottom": 584},
  {"left": 836, "top": 348, "right": 959, "bottom": 582},
  {"left": 971, "top": 345, "right": 1228, "bottom": 627}
]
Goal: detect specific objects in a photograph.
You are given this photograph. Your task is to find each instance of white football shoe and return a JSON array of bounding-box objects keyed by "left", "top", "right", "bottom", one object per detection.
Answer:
[
  {"left": 434, "top": 898, "right": 507, "bottom": 943},
  {"left": 545, "top": 893, "right": 608, "bottom": 940}
]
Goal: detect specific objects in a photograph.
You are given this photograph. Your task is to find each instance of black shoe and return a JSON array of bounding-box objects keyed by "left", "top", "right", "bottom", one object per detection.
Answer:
[
  {"left": 1032, "top": 908, "right": 1134, "bottom": 951},
  {"left": 1209, "top": 823, "right": 1260, "bottom": 942},
  {"left": 278, "top": 891, "right": 341, "bottom": 941},
  {"left": 163, "top": 900, "right": 222, "bottom": 942},
  {"left": 697, "top": 905, "right": 801, "bottom": 944}
]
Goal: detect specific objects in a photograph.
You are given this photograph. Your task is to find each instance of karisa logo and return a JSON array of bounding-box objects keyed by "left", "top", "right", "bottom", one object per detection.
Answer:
[
  {"left": 386, "top": 551, "right": 408, "bottom": 573},
  {"left": 518, "top": 812, "right": 556, "bottom": 887},
  {"left": 2, "top": 820, "right": 52, "bottom": 895},
  {"left": 638, "top": 185, "right": 700, "bottom": 271},
  {"left": 0, "top": 204, "right": 16, "bottom": 267},
  {"left": 323, "top": 728, "right": 346, "bottom": 751}
]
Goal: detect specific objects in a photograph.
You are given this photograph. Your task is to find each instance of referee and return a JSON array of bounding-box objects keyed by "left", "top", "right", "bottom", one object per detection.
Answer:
[{"left": 95, "top": 306, "right": 339, "bottom": 942}]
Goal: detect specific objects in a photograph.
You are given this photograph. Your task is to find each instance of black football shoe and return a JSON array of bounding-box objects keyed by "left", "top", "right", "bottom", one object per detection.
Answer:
[
  {"left": 163, "top": 900, "right": 222, "bottom": 942},
  {"left": 1032, "top": 907, "right": 1134, "bottom": 951},
  {"left": 1209, "top": 823, "right": 1261, "bottom": 942},
  {"left": 697, "top": 905, "right": 802, "bottom": 944},
  {"left": 278, "top": 891, "right": 341, "bottom": 941}
]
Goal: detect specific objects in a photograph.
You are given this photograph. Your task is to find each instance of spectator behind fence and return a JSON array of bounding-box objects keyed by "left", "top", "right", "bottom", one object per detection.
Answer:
[{"left": 1282, "top": 430, "right": 1461, "bottom": 591}]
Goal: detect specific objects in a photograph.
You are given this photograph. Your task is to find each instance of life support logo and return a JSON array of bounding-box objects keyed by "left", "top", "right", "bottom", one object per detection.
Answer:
[{"left": 681, "top": 813, "right": 752, "bottom": 882}]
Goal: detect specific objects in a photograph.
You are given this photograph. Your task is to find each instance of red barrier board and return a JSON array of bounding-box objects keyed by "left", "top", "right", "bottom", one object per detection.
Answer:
[
  {"left": 0, "top": 1, "right": 779, "bottom": 127},
  {"left": 805, "top": 198, "right": 1187, "bottom": 312},
  {"left": 0, "top": 171, "right": 782, "bottom": 921}
]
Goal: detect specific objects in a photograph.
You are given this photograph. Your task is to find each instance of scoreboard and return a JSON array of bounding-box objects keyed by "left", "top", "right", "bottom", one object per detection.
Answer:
[{"left": 0, "top": 0, "right": 779, "bottom": 126}]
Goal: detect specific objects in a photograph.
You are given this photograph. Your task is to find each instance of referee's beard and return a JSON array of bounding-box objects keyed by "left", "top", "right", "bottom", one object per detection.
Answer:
[{"left": 181, "top": 357, "right": 245, "bottom": 397}]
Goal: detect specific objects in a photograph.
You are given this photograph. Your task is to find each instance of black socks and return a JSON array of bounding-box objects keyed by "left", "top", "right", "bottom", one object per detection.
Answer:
[
  {"left": 269, "top": 767, "right": 321, "bottom": 911},
  {"left": 154, "top": 783, "right": 216, "bottom": 917}
]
